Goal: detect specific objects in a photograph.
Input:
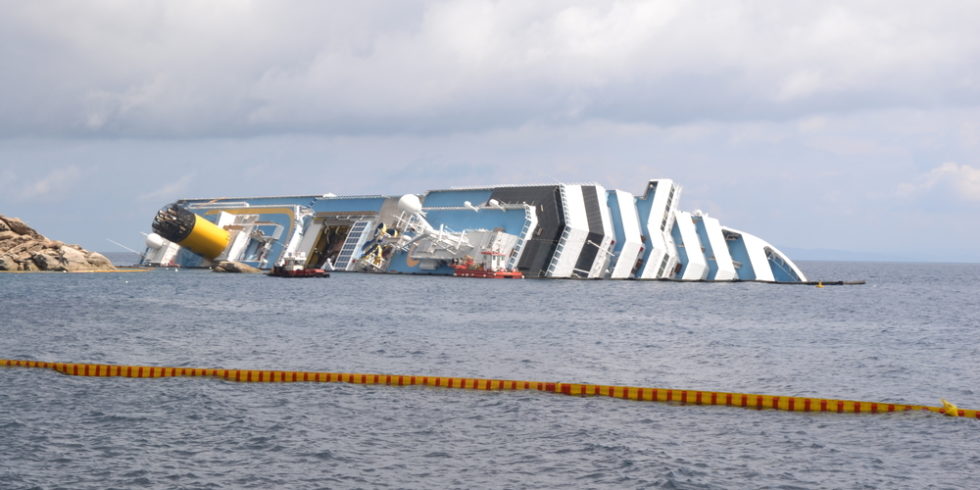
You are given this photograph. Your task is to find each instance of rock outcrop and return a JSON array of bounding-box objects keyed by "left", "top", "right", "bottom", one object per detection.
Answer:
[
  {"left": 211, "top": 260, "right": 262, "bottom": 273},
  {"left": 0, "top": 215, "right": 116, "bottom": 272}
]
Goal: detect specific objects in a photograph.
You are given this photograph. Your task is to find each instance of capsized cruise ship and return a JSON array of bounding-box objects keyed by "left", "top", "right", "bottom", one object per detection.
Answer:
[{"left": 143, "top": 179, "right": 807, "bottom": 282}]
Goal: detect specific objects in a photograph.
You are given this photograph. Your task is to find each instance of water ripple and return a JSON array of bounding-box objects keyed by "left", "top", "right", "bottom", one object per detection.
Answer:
[{"left": 1, "top": 262, "right": 978, "bottom": 488}]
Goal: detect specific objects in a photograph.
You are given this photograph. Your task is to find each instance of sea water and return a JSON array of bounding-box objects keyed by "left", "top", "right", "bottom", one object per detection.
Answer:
[{"left": 1, "top": 262, "right": 978, "bottom": 488}]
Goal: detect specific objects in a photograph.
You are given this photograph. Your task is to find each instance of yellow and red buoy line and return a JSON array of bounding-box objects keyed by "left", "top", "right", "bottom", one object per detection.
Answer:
[{"left": 1, "top": 359, "right": 975, "bottom": 419}]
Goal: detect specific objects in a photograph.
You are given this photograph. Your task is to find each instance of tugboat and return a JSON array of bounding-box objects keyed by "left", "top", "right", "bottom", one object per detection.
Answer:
[
  {"left": 268, "top": 252, "right": 330, "bottom": 278},
  {"left": 451, "top": 252, "right": 524, "bottom": 279}
]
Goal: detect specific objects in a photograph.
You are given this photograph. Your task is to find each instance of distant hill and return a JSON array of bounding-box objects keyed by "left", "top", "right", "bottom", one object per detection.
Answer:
[{"left": 99, "top": 251, "right": 143, "bottom": 267}]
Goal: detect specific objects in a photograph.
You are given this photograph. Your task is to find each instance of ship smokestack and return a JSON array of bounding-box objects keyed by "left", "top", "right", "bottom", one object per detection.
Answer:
[{"left": 151, "top": 203, "right": 230, "bottom": 260}]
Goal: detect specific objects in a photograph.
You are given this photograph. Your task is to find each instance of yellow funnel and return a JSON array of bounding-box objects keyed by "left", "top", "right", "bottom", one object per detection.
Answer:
[
  {"left": 152, "top": 204, "right": 231, "bottom": 260},
  {"left": 178, "top": 214, "right": 230, "bottom": 260}
]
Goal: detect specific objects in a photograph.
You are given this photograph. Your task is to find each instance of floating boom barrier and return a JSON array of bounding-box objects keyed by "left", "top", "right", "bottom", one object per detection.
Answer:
[{"left": 2, "top": 359, "right": 975, "bottom": 419}]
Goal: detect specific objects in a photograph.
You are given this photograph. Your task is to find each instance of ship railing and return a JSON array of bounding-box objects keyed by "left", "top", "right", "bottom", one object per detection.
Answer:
[
  {"left": 546, "top": 227, "right": 571, "bottom": 277},
  {"left": 586, "top": 240, "right": 617, "bottom": 258},
  {"left": 396, "top": 222, "right": 470, "bottom": 255},
  {"left": 432, "top": 225, "right": 469, "bottom": 254},
  {"left": 545, "top": 186, "right": 570, "bottom": 277},
  {"left": 186, "top": 201, "right": 251, "bottom": 209},
  {"left": 507, "top": 204, "right": 537, "bottom": 270},
  {"left": 334, "top": 220, "right": 372, "bottom": 271}
]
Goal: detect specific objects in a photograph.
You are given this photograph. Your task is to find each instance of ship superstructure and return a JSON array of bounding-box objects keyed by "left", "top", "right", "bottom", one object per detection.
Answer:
[{"left": 143, "top": 179, "right": 806, "bottom": 282}]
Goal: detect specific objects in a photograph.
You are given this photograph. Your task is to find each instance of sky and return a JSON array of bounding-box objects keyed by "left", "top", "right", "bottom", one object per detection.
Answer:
[{"left": 1, "top": 1, "right": 979, "bottom": 262}]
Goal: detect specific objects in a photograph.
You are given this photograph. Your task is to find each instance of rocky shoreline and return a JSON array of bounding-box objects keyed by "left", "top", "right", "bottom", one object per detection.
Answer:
[
  {"left": 211, "top": 260, "right": 261, "bottom": 273},
  {"left": 0, "top": 215, "right": 115, "bottom": 272}
]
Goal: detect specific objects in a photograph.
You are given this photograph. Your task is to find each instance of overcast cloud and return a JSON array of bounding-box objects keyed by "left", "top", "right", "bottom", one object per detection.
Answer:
[{"left": 1, "top": 1, "right": 979, "bottom": 262}]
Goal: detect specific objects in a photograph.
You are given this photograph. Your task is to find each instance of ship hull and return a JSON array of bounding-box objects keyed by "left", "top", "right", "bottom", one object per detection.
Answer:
[{"left": 144, "top": 179, "right": 806, "bottom": 282}]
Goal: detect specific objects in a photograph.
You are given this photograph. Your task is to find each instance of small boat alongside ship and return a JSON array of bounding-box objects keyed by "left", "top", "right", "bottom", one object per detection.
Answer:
[
  {"left": 143, "top": 179, "right": 808, "bottom": 282},
  {"left": 451, "top": 253, "right": 524, "bottom": 279},
  {"left": 267, "top": 253, "right": 330, "bottom": 278}
]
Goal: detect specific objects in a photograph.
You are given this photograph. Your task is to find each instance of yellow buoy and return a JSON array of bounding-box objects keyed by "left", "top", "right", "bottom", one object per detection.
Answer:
[{"left": 941, "top": 399, "right": 960, "bottom": 417}]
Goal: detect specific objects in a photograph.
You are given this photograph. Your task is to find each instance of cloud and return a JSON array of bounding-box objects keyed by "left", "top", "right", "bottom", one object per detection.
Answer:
[
  {"left": 17, "top": 165, "right": 82, "bottom": 200},
  {"left": 898, "top": 162, "right": 980, "bottom": 202},
  {"left": 2, "top": 1, "right": 980, "bottom": 137},
  {"left": 139, "top": 174, "right": 194, "bottom": 201}
]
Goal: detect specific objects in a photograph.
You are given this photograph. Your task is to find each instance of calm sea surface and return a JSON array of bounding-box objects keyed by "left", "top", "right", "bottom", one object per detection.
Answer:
[{"left": 1, "top": 262, "right": 978, "bottom": 489}]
